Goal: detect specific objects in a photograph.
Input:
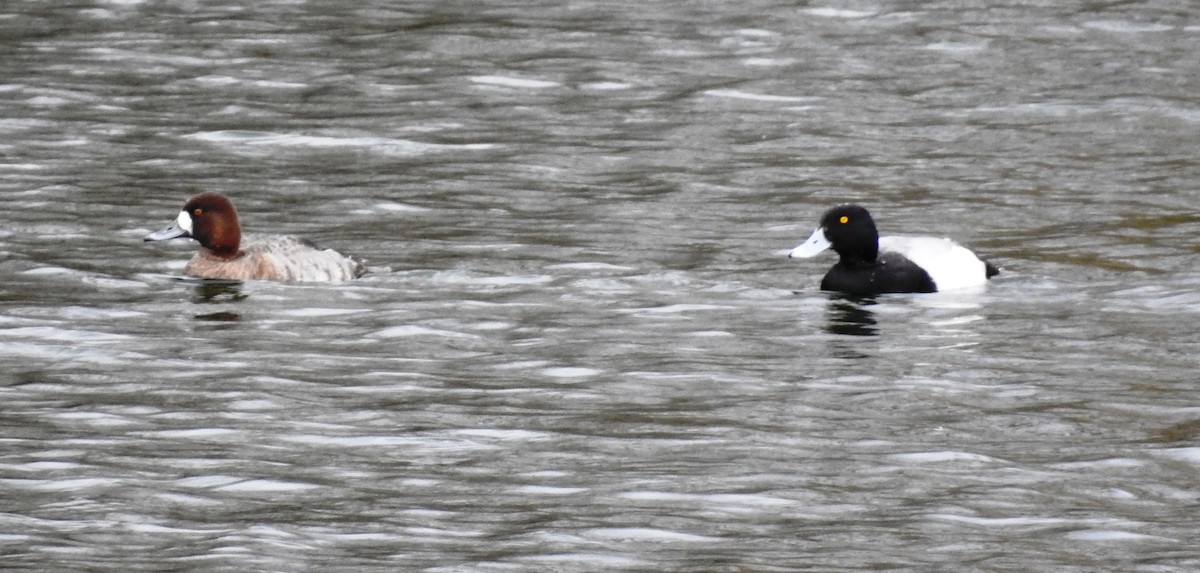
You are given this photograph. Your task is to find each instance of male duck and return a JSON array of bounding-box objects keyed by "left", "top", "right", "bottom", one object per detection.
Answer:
[{"left": 789, "top": 204, "right": 998, "bottom": 295}]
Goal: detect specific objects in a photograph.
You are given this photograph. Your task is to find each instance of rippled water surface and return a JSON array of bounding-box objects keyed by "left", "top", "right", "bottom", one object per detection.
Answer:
[{"left": 3, "top": 1, "right": 1200, "bottom": 571}]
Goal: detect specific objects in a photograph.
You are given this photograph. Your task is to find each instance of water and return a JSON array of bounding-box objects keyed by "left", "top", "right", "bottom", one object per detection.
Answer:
[{"left": 2, "top": 1, "right": 1200, "bottom": 571}]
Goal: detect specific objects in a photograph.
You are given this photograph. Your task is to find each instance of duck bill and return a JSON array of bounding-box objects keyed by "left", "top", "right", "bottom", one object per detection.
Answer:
[
  {"left": 144, "top": 211, "right": 193, "bottom": 242},
  {"left": 788, "top": 227, "right": 831, "bottom": 258}
]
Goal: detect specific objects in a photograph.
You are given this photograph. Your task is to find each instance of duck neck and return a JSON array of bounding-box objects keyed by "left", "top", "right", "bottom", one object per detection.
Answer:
[
  {"left": 202, "top": 221, "right": 241, "bottom": 259},
  {"left": 836, "top": 241, "right": 879, "bottom": 268}
]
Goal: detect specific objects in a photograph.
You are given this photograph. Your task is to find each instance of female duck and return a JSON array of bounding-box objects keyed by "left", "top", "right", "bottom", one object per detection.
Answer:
[
  {"left": 789, "top": 204, "right": 997, "bottom": 295},
  {"left": 145, "top": 192, "right": 366, "bottom": 282}
]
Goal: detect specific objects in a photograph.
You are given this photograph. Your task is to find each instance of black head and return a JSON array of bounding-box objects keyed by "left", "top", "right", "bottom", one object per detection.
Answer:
[{"left": 818, "top": 204, "right": 880, "bottom": 264}]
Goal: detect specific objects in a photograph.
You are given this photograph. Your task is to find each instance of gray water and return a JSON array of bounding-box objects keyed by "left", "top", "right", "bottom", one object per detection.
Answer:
[{"left": 2, "top": 1, "right": 1200, "bottom": 571}]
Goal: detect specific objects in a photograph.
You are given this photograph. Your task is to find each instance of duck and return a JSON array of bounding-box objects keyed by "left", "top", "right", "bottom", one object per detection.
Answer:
[
  {"left": 144, "top": 192, "right": 366, "bottom": 282},
  {"left": 789, "top": 204, "right": 998, "bottom": 295}
]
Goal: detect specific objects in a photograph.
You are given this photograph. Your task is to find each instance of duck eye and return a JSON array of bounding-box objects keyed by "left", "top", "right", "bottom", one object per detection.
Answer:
[
  {"left": 193, "top": 208, "right": 203, "bottom": 216},
  {"left": 839, "top": 216, "right": 849, "bottom": 224}
]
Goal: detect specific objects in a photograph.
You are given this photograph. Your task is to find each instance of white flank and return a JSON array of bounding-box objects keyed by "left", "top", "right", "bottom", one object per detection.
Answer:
[{"left": 879, "top": 236, "right": 988, "bottom": 291}]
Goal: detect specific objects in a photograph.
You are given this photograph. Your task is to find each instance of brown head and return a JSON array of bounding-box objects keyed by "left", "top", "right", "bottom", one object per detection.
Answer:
[{"left": 145, "top": 192, "right": 242, "bottom": 259}]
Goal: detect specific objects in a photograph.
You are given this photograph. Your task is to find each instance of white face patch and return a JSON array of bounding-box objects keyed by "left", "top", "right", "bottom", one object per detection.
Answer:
[{"left": 176, "top": 210, "right": 194, "bottom": 235}]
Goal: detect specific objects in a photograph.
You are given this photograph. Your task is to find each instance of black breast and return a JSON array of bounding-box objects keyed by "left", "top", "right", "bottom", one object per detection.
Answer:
[{"left": 819, "top": 252, "right": 936, "bottom": 295}]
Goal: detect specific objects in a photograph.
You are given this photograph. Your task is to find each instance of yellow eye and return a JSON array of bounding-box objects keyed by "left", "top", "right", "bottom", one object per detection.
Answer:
[
  {"left": 194, "top": 208, "right": 203, "bottom": 216},
  {"left": 839, "top": 216, "right": 849, "bottom": 224}
]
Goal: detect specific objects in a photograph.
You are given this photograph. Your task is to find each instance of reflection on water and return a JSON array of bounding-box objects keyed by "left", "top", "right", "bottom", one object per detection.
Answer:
[
  {"left": 824, "top": 295, "right": 879, "bottom": 337},
  {"left": 193, "top": 309, "right": 242, "bottom": 322},
  {"left": 189, "top": 280, "right": 246, "bottom": 304},
  {"left": 184, "top": 280, "right": 246, "bottom": 320}
]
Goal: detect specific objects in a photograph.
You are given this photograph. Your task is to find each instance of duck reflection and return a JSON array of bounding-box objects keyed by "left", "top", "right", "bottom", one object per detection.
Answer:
[
  {"left": 189, "top": 280, "right": 245, "bottom": 303},
  {"left": 825, "top": 294, "right": 878, "bottom": 337},
  {"left": 188, "top": 279, "right": 245, "bottom": 321}
]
